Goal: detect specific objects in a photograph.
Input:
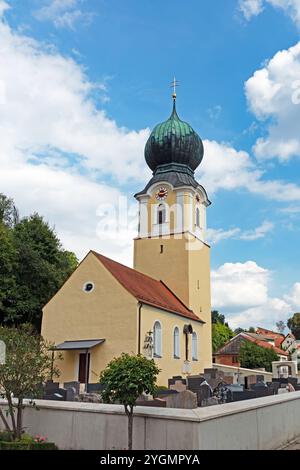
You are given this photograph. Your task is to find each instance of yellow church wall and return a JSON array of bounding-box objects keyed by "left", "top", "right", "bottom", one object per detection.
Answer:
[
  {"left": 134, "top": 236, "right": 190, "bottom": 306},
  {"left": 134, "top": 235, "right": 212, "bottom": 372},
  {"left": 42, "top": 252, "right": 138, "bottom": 385},
  {"left": 140, "top": 304, "right": 205, "bottom": 386},
  {"left": 187, "top": 238, "right": 212, "bottom": 370}
]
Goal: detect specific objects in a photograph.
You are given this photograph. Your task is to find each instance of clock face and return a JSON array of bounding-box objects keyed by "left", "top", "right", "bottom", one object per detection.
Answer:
[{"left": 155, "top": 187, "right": 168, "bottom": 201}]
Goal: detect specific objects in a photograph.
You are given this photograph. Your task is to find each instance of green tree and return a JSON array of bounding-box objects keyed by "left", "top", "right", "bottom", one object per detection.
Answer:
[
  {"left": 0, "top": 324, "right": 61, "bottom": 440},
  {"left": 238, "top": 341, "right": 279, "bottom": 372},
  {"left": 100, "top": 354, "right": 160, "bottom": 450},
  {"left": 276, "top": 321, "right": 286, "bottom": 334},
  {"left": 287, "top": 313, "right": 300, "bottom": 340},
  {"left": 0, "top": 210, "right": 78, "bottom": 329},
  {"left": 0, "top": 194, "right": 19, "bottom": 228},
  {"left": 212, "top": 310, "right": 226, "bottom": 325},
  {"left": 212, "top": 322, "right": 234, "bottom": 352}
]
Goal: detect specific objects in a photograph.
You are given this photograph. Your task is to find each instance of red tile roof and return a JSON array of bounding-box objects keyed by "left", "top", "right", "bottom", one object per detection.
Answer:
[
  {"left": 256, "top": 327, "right": 285, "bottom": 348},
  {"left": 242, "top": 332, "right": 289, "bottom": 356},
  {"left": 92, "top": 251, "right": 204, "bottom": 323}
]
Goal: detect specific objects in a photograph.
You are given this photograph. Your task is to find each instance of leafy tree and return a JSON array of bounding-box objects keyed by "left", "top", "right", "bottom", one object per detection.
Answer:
[
  {"left": 287, "top": 313, "right": 300, "bottom": 340},
  {"left": 276, "top": 321, "right": 286, "bottom": 334},
  {"left": 0, "top": 324, "right": 61, "bottom": 440},
  {"left": 99, "top": 354, "right": 160, "bottom": 450},
  {"left": 248, "top": 327, "right": 256, "bottom": 333},
  {"left": 234, "top": 327, "right": 245, "bottom": 335},
  {"left": 0, "top": 208, "right": 78, "bottom": 330},
  {"left": 238, "top": 341, "right": 279, "bottom": 372},
  {"left": 0, "top": 194, "right": 19, "bottom": 228},
  {"left": 212, "top": 322, "right": 234, "bottom": 352},
  {"left": 212, "top": 310, "right": 226, "bottom": 325}
]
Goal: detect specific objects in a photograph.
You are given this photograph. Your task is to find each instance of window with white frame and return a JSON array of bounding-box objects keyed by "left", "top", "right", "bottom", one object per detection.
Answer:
[
  {"left": 192, "top": 332, "right": 198, "bottom": 361},
  {"left": 173, "top": 327, "right": 180, "bottom": 358},
  {"left": 153, "top": 321, "right": 162, "bottom": 357},
  {"left": 157, "top": 204, "right": 166, "bottom": 225}
]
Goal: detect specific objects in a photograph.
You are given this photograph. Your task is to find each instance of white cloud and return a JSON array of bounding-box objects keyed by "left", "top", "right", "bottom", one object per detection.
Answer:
[
  {"left": 212, "top": 261, "right": 270, "bottom": 310},
  {"left": 207, "top": 228, "right": 241, "bottom": 244},
  {"left": 34, "top": 0, "right": 94, "bottom": 29},
  {"left": 245, "top": 41, "right": 300, "bottom": 161},
  {"left": 0, "top": 0, "right": 9, "bottom": 17},
  {"left": 211, "top": 261, "right": 297, "bottom": 330},
  {"left": 239, "top": 0, "right": 264, "bottom": 20},
  {"left": 284, "top": 282, "right": 300, "bottom": 310},
  {"left": 239, "top": 220, "right": 274, "bottom": 240},
  {"left": 239, "top": 0, "right": 300, "bottom": 26},
  {"left": 207, "top": 221, "right": 274, "bottom": 244},
  {"left": 198, "top": 140, "right": 300, "bottom": 201}
]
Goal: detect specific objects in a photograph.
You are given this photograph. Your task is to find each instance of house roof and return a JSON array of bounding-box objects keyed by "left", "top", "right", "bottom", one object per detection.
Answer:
[
  {"left": 92, "top": 251, "right": 204, "bottom": 323},
  {"left": 243, "top": 332, "right": 288, "bottom": 356},
  {"left": 256, "top": 327, "right": 285, "bottom": 348},
  {"left": 214, "top": 332, "right": 288, "bottom": 357}
]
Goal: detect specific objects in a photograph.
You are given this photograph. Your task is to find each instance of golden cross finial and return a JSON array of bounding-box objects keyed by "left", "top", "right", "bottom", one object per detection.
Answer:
[{"left": 170, "top": 76, "right": 179, "bottom": 100}]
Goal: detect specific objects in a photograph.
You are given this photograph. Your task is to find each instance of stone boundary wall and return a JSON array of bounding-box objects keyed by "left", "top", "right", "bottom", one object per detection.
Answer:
[{"left": 1, "top": 392, "right": 300, "bottom": 450}]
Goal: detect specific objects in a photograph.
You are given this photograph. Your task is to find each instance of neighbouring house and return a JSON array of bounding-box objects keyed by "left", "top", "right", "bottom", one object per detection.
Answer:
[
  {"left": 42, "top": 96, "right": 213, "bottom": 387},
  {"left": 213, "top": 331, "right": 289, "bottom": 367},
  {"left": 256, "top": 327, "right": 285, "bottom": 349},
  {"left": 281, "top": 333, "right": 296, "bottom": 351}
]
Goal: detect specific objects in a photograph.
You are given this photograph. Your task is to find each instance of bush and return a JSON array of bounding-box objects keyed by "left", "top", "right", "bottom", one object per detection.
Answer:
[
  {"left": 0, "top": 441, "right": 58, "bottom": 450},
  {"left": 0, "top": 431, "right": 14, "bottom": 442}
]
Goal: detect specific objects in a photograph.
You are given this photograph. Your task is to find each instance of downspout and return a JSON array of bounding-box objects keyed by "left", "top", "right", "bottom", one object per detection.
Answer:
[{"left": 138, "top": 302, "right": 143, "bottom": 355}]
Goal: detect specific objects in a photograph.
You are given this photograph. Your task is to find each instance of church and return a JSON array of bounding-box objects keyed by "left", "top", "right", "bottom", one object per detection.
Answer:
[{"left": 41, "top": 91, "right": 213, "bottom": 386}]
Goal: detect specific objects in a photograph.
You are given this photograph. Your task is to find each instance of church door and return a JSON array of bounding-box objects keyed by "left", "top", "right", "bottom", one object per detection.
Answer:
[{"left": 78, "top": 353, "right": 90, "bottom": 384}]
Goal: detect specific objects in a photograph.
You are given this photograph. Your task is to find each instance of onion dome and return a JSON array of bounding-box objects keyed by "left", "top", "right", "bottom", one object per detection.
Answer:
[{"left": 145, "top": 99, "right": 204, "bottom": 175}]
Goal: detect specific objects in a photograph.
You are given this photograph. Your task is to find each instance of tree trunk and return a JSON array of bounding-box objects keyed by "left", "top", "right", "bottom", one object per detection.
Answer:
[
  {"left": 125, "top": 405, "right": 134, "bottom": 450},
  {"left": 6, "top": 393, "right": 17, "bottom": 439},
  {"left": 16, "top": 398, "right": 23, "bottom": 440},
  {"left": 0, "top": 407, "right": 11, "bottom": 432}
]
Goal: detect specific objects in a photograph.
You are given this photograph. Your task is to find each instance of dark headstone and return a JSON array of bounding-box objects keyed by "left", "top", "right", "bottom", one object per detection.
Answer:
[
  {"left": 87, "top": 383, "right": 105, "bottom": 393},
  {"left": 64, "top": 381, "right": 80, "bottom": 395}
]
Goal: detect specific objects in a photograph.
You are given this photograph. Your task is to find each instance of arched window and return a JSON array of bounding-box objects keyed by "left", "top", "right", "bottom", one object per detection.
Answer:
[
  {"left": 153, "top": 321, "right": 162, "bottom": 357},
  {"left": 192, "top": 332, "right": 198, "bottom": 361},
  {"left": 196, "top": 207, "right": 200, "bottom": 228},
  {"left": 158, "top": 204, "right": 166, "bottom": 225},
  {"left": 173, "top": 327, "right": 180, "bottom": 359}
]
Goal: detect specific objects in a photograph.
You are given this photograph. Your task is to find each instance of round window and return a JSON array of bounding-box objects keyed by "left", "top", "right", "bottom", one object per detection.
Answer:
[{"left": 83, "top": 282, "right": 95, "bottom": 293}]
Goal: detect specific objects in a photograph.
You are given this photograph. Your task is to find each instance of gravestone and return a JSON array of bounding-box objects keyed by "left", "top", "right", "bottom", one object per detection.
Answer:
[
  {"left": 166, "top": 390, "right": 197, "bottom": 409},
  {"left": 187, "top": 375, "right": 205, "bottom": 394},
  {"left": 202, "top": 397, "right": 219, "bottom": 407},
  {"left": 169, "top": 379, "right": 187, "bottom": 392},
  {"left": 268, "top": 382, "right": 280, "bottom": 395},
  {"left": 246, "top": 375, "right": 257, "bottom": 389},
  {"left": 75, "top": 392, "right": 102, "bottom": 403},
  {"left": 197, "top": 380, "right": 213, "bottom": 406},
  {"left": 66, "top": 387, "right": 76, "bottom": 402},
  {"left": 64, "top": 381, "right": 80, "bottom": 395},
  {"left": 44, "top": 388, "right": 67, "bottom": 401},
  {"left": 288, "top": 377, "right": 298, "bottom": 388}
]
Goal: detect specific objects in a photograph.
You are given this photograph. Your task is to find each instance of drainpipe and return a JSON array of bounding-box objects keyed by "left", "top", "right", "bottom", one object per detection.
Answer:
[
  {"left": 85, "top": 349, "right": 89, "bottom": 393},
  {"left": 138, "top": 302, "right": 143, "bottom": 354}
]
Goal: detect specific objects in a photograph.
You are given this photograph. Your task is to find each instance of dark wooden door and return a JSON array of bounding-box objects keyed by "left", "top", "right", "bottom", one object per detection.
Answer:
[{"left": 78, "top": 353, "right": 90, "bottom": 384}]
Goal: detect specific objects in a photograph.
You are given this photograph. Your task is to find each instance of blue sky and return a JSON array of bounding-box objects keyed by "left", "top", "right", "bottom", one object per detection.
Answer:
[{"left": 0, "top": 0, "right": 300, "bottom": 330}]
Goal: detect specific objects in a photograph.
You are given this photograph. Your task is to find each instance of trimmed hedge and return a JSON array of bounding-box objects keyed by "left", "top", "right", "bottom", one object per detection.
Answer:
[{"left": 0, "top": 441, "right": 58, "bottom": 450}]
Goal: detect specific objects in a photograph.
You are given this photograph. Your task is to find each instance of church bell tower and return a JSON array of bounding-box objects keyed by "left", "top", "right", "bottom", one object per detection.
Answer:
[{"left": 134, "top": 89, "right": 212, "bottom": 368}]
